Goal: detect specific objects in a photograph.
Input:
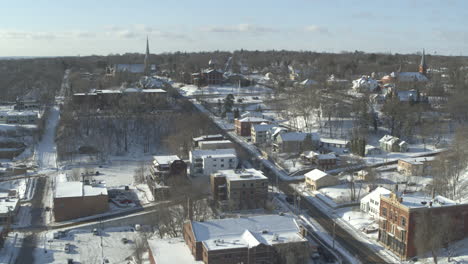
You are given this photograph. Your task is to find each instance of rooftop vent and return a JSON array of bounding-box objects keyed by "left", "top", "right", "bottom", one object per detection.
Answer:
[
  {"left": 262, "top": 230, "right": 269, "bottom": 234},
  {"left": 421, "top": 201, "right": 427, "bottom": 205}
]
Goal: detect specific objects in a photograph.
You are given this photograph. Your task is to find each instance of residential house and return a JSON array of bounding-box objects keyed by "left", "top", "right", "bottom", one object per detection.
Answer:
[
  {"left": 397, "top": 157, "right": 434, "bottom": 176},
  {"left": 189, "top": 149, "right": 238, "bottom": 177},
  {"left": 274, "top": 132, "right": 320, "bottom": 153},
  {"left": 352, "top": 76, "right": 379, "bottom": 93},
  {"left": 234, "top": 117, "right": 268, "bottom": 137},
  {"left": 365, "top": 145, "right": 382, "bottom": 156},
  {"left": 320, "top": 138, "right": 348, "bottom": 149},
  {"left": 266, "top": 126, "right": 288, "bottom": 143},
  {"left": 315, "top": 153, "right": 337, "bottom": 170},
  {"left": 305, "top": 169, "right": 339, "bottom": 191},
  {"left": 53, "top": 181, "right": 108, "bottom": 222},
  {"left": 378, "top": 192, "right": 468, "bottom": 259},
  {"left": 210, "top": 169, "right": 268, "bottom": 211},
  {"left": 379, "top": 135, "right": 408, "bottom": 152},
  {"left": 251, "top": 124, "right": 276, "bottom": 144},
  {"left": 183, "top": 214, "right": 309, "bottom": 264},
  {"left": 360, "top": 187, "right": 391, "bottom": 219}
]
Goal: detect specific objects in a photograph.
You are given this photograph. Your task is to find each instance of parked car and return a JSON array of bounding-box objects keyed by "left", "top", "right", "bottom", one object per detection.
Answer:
[
  {"left": 64, "top": 243, "right": 71, "bottom": 253},
  {"left": 121, "top": 238, "right": 128, "bottom": 244}
]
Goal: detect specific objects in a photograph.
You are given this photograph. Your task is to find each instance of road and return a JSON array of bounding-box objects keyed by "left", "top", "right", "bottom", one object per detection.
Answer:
[{"left": 177, "top": 88, "right": 389, "bottom": 264}]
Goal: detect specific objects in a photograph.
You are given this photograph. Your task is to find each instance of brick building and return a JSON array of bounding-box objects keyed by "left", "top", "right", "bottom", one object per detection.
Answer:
[
  {"left": 378, "top": 192, "right": 468, "bottom": 259},
  {"left": 53, "top": 181, "right": 108, "bottom": 222},
  {"left": 210, "top": 169, "right": 268, "bottom": 211},
  {"left": 235, "top": 117, "right": 268, "bottom": 137},
  {"left": 183, "top": 214, "right": 309, "bottom": 264},
  {"left": 191, "top": 69, "right": 224, "bottom": 86}
]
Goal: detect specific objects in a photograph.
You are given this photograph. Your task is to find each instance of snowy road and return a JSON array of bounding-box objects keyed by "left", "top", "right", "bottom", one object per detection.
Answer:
[{"left": 35, "top": 106, "right": 59, "bottom": 171}]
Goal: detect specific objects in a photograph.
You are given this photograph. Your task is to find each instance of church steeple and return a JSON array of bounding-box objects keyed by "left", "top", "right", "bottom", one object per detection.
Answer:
[
  {"left": 144, "top": 36, "right": 150, "bottom": 76},
  {"left": 419, "top": 49, "right": 427, "bottom": 75}
]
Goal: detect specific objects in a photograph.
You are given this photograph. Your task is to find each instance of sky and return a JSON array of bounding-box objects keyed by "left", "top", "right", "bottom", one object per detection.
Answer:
[{"left": 0, "top": 0, "right": 467, "bottom": 56}]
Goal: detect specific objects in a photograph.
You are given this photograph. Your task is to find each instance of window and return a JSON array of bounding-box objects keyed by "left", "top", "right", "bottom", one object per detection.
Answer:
[
  {"left": 242, "top": 183, "right": 246, "bottom": 187},
  {"left": 401, "top": 216, "right": 406, "bottom": 227},
  {"left": 221, "top": 164, "right": 224, "bottom": 168},
  {"left": 220, "top": 159, "right": 224, "bottom": 162},
  {"left": 250, "top": 183, "right": 254, "bottom": 187},
  {"left": 382, "top": 207, "right": 387, "bottom": 217}
]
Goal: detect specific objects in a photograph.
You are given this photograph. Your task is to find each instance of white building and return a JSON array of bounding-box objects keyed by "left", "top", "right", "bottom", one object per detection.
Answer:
[
  {"left": 251, "top": 123, "right": 277, "bottom": 144},
  {"left": 189, "top": 148, "right": 238, "bottom": 177},
  {"left": 0, "top": 192, "right": 19, "bottom": 224},
  {"left": 360, "top": 187, "right": 392, "bottom": 219}
]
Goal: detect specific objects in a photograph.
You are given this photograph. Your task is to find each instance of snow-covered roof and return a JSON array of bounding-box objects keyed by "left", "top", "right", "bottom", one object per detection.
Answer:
[
  {"left": 279, "top": 132, "right": 319, "bottom": 142},
  {"left": 153, "top": 155, "right": 181, "bottom": 166},
  {"left": 212, "top": 168, "right": 267, "bottom": 182},
  {"left": 252, "top": 124, "right": 276, "bottom": 132},
  {"left": 191, "top": 148, "right": 237, "bottom": 159},
  {"left": 317, "top": 153, "right": 336, "bottom": 160},
  {"left": 147, "top": 238, "right": 203, "bottom": 264},
  {"left": 142, "top": 89, "right": 166, "bottom": 93},
  {"left": 190, "top": 214, "right": 305, "bottom": 251},
  {"left": 382, "top": 192, "right": 457, "bottom": 209},
  {"left": 321, "top": 138, "right": 348, "bottom": 145},
  {"left": 193, "top": 134, "right": 224, "bottom": 142},
  {"left": 54, "top": 181, "right": 108, "bottom": 198},
  {"left": 305, "top": 169, "right": 329, "bottom": 181},
  {"left": 360, "top": 187, "right": 391, "bottom": 204},
  {"left": 379, "top": 135, "right": 401, "bottom": 144},
  {"left": 301, "top": 150, "right": 319, "bottom": 159},
  {"left": 238, "top": 117, "right": 268, "bottom": 123},
  {"left": 396, "top": 72, "right": 428, "bottom": 82},
  {"left": 198, "top": 140, "right": 232, "bottom": 146},
  {"left": 352, "top": 76, "right": 379, "bottom": 91},
  {"left": 399, "top": 157, "right": 434, "bottom": 165},
  {"left": 0, "top": 197, "right": 18, "bottom": 214}
]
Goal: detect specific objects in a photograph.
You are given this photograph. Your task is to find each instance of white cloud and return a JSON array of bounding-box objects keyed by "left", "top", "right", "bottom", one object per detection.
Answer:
[{"left": 304, "top": 25, "right": 330, "bottom": 35}]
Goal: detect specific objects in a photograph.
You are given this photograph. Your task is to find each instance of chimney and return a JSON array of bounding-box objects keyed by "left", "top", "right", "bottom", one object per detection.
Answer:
[{"left": 187, "top": 197, "right": 193, "bottom": 221}]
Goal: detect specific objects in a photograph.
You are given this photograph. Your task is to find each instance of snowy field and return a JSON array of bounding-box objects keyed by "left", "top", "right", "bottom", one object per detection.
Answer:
[{"left": 33, "top": 226, "right": 141, "bottom": 264}]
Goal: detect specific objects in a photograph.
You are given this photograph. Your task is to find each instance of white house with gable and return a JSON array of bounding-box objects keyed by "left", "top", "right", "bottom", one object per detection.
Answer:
[{"left": 360, "top": 187, "right": 391, "bottom": 219}]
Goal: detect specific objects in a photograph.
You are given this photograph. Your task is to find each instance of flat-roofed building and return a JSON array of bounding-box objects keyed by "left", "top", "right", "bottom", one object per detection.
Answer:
[
  {"left": 378, "top": 192, "right": 468, "bottom": 259},
  {"left": 183, "top": 214, "right": 309, "bottom": 264},
  {"left": 189, "top": 149, "right": 238, "bottom": 177},
  {"left": 53, "top": 181, "right": 108, "bottom": 222},
  {"left": 210, "top": 169, "right": 268, "bottom": 211}
]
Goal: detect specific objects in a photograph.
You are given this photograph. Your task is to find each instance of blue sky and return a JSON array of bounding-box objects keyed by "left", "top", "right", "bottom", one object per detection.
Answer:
[{"left": 0, "top": 0, "right": 467, "bottom": 56}]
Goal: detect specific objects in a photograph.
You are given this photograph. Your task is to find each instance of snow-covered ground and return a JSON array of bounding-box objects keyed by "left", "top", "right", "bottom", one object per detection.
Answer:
[
  {"left": 35, "top": 106, "right": 60, "bottom": 172},
  {"left": 178, "top": 84, "right": 272, "bottom": 97},
  {"left": 60, "top": 160, "right": 154, "bottom": 205},
  {"left": 33, "top": 226, "right": 141, "bottom": 264},
  {"left": 0, "top": 232, "right": 24, "bottom": 264}
]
